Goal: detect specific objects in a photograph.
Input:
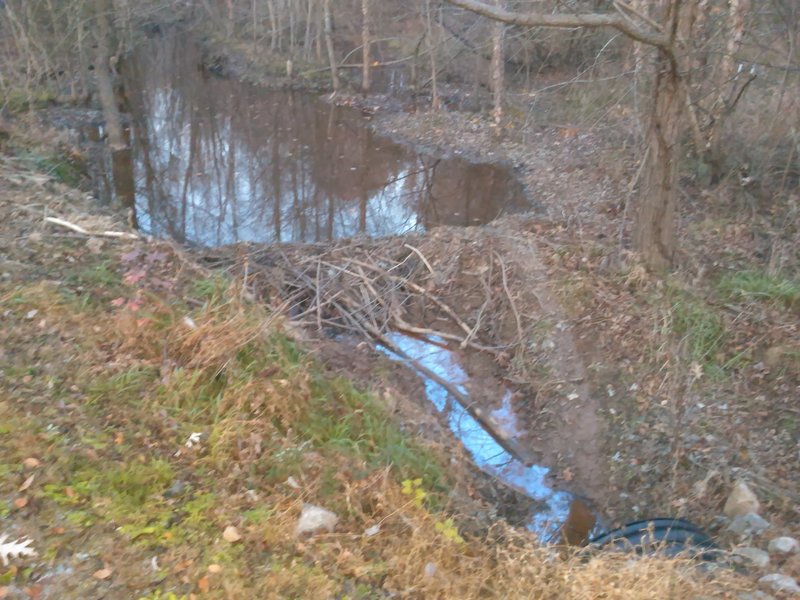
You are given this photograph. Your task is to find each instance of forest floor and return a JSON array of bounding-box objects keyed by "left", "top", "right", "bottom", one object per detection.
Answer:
[{"left": 1, "top": 43, "right": 799, "bottom": 598}]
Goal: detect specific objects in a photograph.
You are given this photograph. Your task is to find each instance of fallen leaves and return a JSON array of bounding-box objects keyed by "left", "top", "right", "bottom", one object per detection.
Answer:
[
  {"left": 18, "top": 474, "right": 35, "bottom": 492},
  {"left": 92, "top": 568, "right": 113, "bottom": 580},
  {"left": 0, "top": 535, "right": 37, "bottom": 566},
  {"left": 22, "top": 458, "right": 40, "bottom": 470}
]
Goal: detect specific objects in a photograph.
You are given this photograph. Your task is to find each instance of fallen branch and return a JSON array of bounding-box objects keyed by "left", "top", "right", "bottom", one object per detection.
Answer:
[
  {"left": 372, "top": 329, "right": 539, "bottom": 466},
  {"left": 45, "top": 216, "right": 140, "bottom": 240}
]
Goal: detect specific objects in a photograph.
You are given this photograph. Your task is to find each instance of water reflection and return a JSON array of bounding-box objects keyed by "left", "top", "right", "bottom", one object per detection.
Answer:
[
  {"left": 118, "top": 35, "right": 529, "bottom": 247},
  {"left": 380, "top": 333, "right": 573, "bottom": 541}
]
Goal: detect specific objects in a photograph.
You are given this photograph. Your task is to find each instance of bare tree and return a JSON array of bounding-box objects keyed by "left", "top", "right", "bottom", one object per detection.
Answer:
[
  {"left": 489, "top": 0, "right": 505, "bottom": 124},
  {"left": 323, "top": 0, "right": 339, "bottom": 92},
  {"left": 425, "top": 0, "right": 441, "bottom": 111},
  {"left": 361, "top": 0, "right": 372, "bottom": 93},
  {"left": 442, "top": 0, "right": 709, "bottom": 270},
  {"left": 92, "top": 0, "right": 125, "bottom": 151}
]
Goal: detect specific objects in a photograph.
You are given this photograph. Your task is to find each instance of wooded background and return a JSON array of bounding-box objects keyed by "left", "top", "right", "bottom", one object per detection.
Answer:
[{"left": 1, "top": 0, "right": 798, "bottom": 269}]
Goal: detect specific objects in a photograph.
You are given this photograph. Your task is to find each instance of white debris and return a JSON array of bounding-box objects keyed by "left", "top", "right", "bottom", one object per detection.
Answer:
[
  {"left": 364, "top": 524, "right": 381, "bottom": 538},
  {"left": 185, "top": 432, "right": 203, "bottom": 448},
  {"left": 0, "top": 535, "right": 37, "bottom": 566}
]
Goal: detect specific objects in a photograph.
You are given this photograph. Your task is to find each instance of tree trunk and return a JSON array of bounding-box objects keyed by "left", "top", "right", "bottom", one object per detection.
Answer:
[
  {"left": 323, "top": 0, "right": 339, "bottom": 92},
  {"left": 361, "top": 0, "right": 371, "bottom": 94},
  {"left": 425, "top": 0, "right": 440, "bottom": 111},
  {"left": 633, "top": 52, "right": 681, "bottom": 270},
  {"left": 93, "top": 0, "right": 125, "bottom": 151},
  {"left": 489, "top": 5, "right": 505, "bottom": 124},
  {"left": 225, "top": 0, "right": 234, "bottom": 38}
]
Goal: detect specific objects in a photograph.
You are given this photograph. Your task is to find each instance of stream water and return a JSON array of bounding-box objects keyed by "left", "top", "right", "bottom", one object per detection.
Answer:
[
  {"left": 104, "top": 34, "right": 529, "bottom": 246},
  {"left": 381, "top": 334, "right": 574, "bottom": 541}
]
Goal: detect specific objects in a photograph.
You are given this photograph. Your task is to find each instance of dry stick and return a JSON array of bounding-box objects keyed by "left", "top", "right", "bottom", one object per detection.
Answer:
[
  {"left": 320, "top": 257, "right": 505, "bottom": 354},
  {"left": 370, "top": 328, "right": 539, "bottom": 466},
  {"left": 44, "top": 216, "right": 139, "bottom": 240},
  {"left": 494, "top": 251, "right": 525, "bottom": 349},
  {"left": 402, "top": 243, "right": 435, "bottom": 274},
  {"left": 315, "top": 258, "right": 323, "bottom": 331},
  {"left": 342, "top": 256, "right": 478, "bottom": 341}
]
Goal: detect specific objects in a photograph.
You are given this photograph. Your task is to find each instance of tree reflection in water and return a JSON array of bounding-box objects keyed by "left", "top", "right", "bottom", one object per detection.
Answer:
[{"left": 118, "top": 34, "right": 529, "bottom": 247}]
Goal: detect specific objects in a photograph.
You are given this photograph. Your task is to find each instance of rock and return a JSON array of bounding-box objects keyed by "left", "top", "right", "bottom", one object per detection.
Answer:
[
  {"left": 728, "top": 512, "right": 770, "bottom": 537},
  {"left": 758, "top": 573, "right": 800, "bottom": 595},
  {"left": 222, "top": 526, "right": 241, "bottom": 543},
  {"left": 737, "top": 592, "right": 775, "bottom": 600},
  {"left": 724, "top": 480, "right": 760, "bottom": 518},
  {"left": 163, "top": 480, "right": 187, "bottom": 498},
  {"left": 294, "top": 503, "right": 338, "bottom": 537},
  {"left": 732, "top": 547, "right": 770, "bottom": 568},
  {"left": 768, "top": 537, "right": 800, "bottom": 555}
]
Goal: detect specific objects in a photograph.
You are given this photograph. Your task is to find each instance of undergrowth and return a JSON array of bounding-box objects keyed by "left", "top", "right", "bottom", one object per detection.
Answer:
[{"left": 0, "top": 238, "right": 747, "bottom": 598}]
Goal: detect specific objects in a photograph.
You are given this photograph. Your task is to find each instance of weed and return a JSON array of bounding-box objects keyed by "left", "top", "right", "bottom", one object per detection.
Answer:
[
  {"left": 101, "top": 459, "right": 175, "bottom": 508},
  {"left": 717, "top": 270, "right": 800, "bottom": 308},
  {"left": 668, "top": 291, "right": 727, "bottom": 370}
]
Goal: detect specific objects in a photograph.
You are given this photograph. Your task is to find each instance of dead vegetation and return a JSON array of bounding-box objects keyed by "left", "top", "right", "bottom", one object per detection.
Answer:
[{"left": 0, "top": 156, "right": 757, "bottom": 598}]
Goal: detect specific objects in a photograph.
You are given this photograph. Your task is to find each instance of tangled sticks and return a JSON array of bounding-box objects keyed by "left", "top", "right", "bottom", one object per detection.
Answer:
[
  {"left": 210, "top": 234, "right": 525, "bottom": 361},
  {"left": 202, "top": 232, "right": 540, "bottom": 462}
]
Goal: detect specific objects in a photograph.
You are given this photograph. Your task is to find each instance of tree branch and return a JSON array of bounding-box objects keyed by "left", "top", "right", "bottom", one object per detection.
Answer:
[{"left": 443, "top": 0, "right": 671, "bottom": 49}]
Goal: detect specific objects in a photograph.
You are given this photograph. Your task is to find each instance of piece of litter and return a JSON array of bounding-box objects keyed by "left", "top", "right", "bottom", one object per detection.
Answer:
[
  {"left": 364, "top": 525, "right": 381, "bottom": 537},
  {"left": 286, "top": 476, "right": 301, "bottom": 489},
  {"left": 185, "top": 432, "right": 203, "bottom": 448}
]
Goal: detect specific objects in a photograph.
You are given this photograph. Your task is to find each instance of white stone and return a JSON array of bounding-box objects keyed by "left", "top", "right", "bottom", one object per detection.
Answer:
[
  {"left": 759, "top": 573, "right": 800, "bottom": 595},
  {"left": 737, "top": 592, "right": 775, "bottom": 600},
  {"left": 732, "top": 547, "right": 770, "bottom": 568},
  {"left": 294, "top": 503, "right": 338, "bottom": 537},
  {"left": 767, "top": 537, "right": 800, "bottom": 555},
  {"left": 728, "top": 512, "right": 770, "bottom": 537},
  {"left": 724, "top": 480, "right": 760, "bottom": 518}
]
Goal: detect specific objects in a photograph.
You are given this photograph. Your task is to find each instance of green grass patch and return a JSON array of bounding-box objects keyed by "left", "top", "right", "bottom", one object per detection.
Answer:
[
  {"left": 671, "top": 297, "right": 726, "bottom": 367},
  {"left": 1, "top": 87, "right": 57, "bottom": 112},
  {"left": 717, "top": 270, "right": 800, "bottom": 308}
]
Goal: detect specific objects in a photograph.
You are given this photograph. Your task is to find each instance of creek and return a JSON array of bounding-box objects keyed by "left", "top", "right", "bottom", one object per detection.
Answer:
[{"left": 95, "top": 32, "right": 589, "bottom": 543}]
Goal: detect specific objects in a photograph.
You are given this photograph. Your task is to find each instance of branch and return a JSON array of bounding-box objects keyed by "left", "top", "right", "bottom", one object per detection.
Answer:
[
  {"left": 45, "top": 216, "right": 140, "bottom": 240},
  {"left": 443, "top": 0, "right": 670, "bottom": 49}
]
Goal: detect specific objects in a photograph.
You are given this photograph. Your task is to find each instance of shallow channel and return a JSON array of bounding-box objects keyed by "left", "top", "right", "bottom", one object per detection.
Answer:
[{"left": 380, "top": 334, "right": 574, "bottom": 541}]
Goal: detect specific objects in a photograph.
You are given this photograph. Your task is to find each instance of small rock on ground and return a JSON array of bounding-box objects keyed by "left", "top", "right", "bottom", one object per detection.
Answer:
[
  {"left": 758, "top": 573, "right": 800, "bottom": 595},
  {"left": 724, "top": 480, "right": 761, "bottom": 518},
  {"left": 732, "top": 547, "right": 770, "bottom": 569},
  {"left": 767, "top": 537, "right": 799, "bottom": 555},
  {"left": 728, "top": 512, "right": 770, "bottom": 537},
  {"left": 295, "top": 503, "right": 338, "bottom": 537}
]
